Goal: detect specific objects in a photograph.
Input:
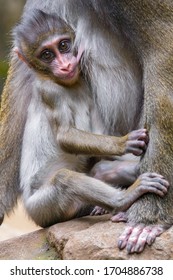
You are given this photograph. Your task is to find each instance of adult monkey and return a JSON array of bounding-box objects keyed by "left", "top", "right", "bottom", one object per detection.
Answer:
[{"left": 0, "top": 0, "right": 173, "bottom": 253}]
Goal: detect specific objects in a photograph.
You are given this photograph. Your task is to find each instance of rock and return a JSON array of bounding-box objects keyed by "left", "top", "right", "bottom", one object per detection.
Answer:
[
  {"left": 0, "top": 229, "right": 59, "bottom": 260},
  {"left": 0, "top": 214, "right": 173, "bottom": 259},
  {"left": 47, "top": 215, "right": 173, "bottom": 260}
]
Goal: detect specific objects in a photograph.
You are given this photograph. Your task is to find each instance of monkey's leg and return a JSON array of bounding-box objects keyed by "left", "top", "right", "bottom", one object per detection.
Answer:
[
  {"left": 116, "top": 132, "right": 173, "bottom": 253},
  {"left": 23, "top": 167, "right": 122, "bottom": 227},
  {"left": 22, "top": 168, "right": 168, "bottom": 227},
  {"left": 90, "top": 155, "right": 139, "bottom": 187},
  {"left": 90, "top": 155, "right": 139, "bottom": 216},
  {"left": 116, "top": 54, "right": 173, "bottom": 253}
]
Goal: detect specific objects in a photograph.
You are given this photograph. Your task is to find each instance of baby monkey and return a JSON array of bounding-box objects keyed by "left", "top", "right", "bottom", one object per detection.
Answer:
[{"left": 13, "top": 10, "right": 169, "bottom": 227}]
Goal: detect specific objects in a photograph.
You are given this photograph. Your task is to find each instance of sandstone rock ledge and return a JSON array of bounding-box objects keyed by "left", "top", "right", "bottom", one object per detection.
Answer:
[
  {"left": 0, "top": 229, "right": 58, "bottom": 260},
  {"left": 0, "top": 215, "right": 173, "bottom": 260}
]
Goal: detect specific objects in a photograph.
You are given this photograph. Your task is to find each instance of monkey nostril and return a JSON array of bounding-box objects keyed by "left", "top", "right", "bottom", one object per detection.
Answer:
[{"left": 60, "top": 64, "right": 72, "bottom": 72}]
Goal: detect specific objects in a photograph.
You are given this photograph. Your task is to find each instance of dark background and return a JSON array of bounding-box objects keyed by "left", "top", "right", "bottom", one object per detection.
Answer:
[{"left": 0, "top": 0, "right": 25, "bottom": 93}]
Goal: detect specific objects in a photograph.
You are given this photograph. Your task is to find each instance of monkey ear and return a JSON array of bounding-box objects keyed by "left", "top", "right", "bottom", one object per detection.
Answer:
[{"left": 14, "top": 47, "right": 30, "bottom": 66}]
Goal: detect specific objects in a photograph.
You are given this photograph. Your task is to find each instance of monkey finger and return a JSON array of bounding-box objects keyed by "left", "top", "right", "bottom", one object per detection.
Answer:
[
  {"left": 153, "top": 180, "right": 169, "bottom": 192},
  {"left": 138, "top": 131, "right": 149, "bottom": 144},
  {"left": 128, "top": 129, "right": 149, "bottom": 145},
  {"left": 150, "top": 178, "right": 169, "bottom": 190},
  {"left": 127, "top": 140, "right": 147, "bottom": 148},
  {"left": 149, "top": 188, "right": 167, "bottom": 197},
  {"left": 139, "top": 173, "right": 169, "bottom": 187},
  {"left": 144, "top": 182, "right": 168, "bottom": 196},
  {"left": 133, "top": 148, "right": 146, "bottom": 156},
  {"left": 128, "top": 129, "right": 147, "bottom": 141},
  {"left": 139, "top": 172, "right": 165, "bottom": 179},
  {"left": 126, "top": 143, "right": 147, "bottom": 156},
  {"left": 156, "top": 178, "right": 169, "bottom": 189}
]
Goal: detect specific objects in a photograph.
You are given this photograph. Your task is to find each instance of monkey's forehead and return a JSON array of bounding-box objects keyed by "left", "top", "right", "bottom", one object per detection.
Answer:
[
  {"left": 29, "top": 29, "right": 74, "bottom": 48},
  {"left": 40, "top": 32, "right": 73, "bottom": 45}
]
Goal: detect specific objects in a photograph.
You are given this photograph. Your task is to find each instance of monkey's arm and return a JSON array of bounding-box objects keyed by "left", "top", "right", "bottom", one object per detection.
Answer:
[{"left": 57, "top": 127, "right": 147, "bottom": 157}]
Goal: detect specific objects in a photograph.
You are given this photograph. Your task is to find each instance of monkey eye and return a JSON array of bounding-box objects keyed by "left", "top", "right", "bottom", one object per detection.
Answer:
[
  {"left": 40, "top": 49, "right": 55, "bottom": 63},
  {"left": 58, "top": 39, "right": 71, "bottom": 53}
]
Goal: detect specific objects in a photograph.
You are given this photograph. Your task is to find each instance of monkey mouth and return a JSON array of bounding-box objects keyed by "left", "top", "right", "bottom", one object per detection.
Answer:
[
  {"left": 56, "top": 67, "right": 79, "bottom": 86},
  {"left": 61, "top": 67, "right": 79, "bottom": 80},
  {"left": 66, "top": 69, "right": 76, "bottom": 78}
]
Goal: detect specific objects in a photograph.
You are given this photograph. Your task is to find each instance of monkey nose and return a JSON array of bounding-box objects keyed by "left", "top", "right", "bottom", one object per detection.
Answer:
[{"left": 60, "top": 63, "right": 72, "bottom": 72}]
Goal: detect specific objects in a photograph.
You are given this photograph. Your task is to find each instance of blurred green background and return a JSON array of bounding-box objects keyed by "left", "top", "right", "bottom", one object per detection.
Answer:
[{"left": 0, "top": 0, "right": 25, "bottom": 93}]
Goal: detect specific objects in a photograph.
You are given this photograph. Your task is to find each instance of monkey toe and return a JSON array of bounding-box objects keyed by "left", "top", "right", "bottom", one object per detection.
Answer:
[
  {"left": 90, "top": 206, "right": 108, "bottom": 216},
  {"left": 131, "top": 225, "right": 166, "bottom": 252},
  {"left": 118, "top": 224, "right": 148, "bottom": 253},
  {"left": 146, "top": 225, "right": 166, "bottom": 245},
  {"left": 118, "top": 223, "right": 168, "bottom": 253},
  {"left": 125, "top": 225, "right": 145, "bottom": 253},
  {"left": 111, "top": 211, "right": 127, "bottom": 222},
  {"left": 117, "top": 224, "right": 134, "bottom": 250},
  {"left": 130, "top": 226, "right": 152, "bottom": 253}
]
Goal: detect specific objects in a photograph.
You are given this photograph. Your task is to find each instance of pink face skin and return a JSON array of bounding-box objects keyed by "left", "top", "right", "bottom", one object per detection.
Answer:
[{"left": 37, "top": 35, "right": 84, "bottom": 86}]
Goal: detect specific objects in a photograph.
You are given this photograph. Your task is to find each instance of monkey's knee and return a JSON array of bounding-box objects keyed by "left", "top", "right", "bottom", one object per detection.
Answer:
[
  {"left": 90, "top": 160, "right": 137, "bottom": 186},
  {"left": 25, "top": 204, "right": 67, "bottom": 228},
  {"left": 23, "top": 192, "right": 84, "bottom": 228},
  {"left": 90, "top": 160, "right": 113, "bottom": 181}
]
